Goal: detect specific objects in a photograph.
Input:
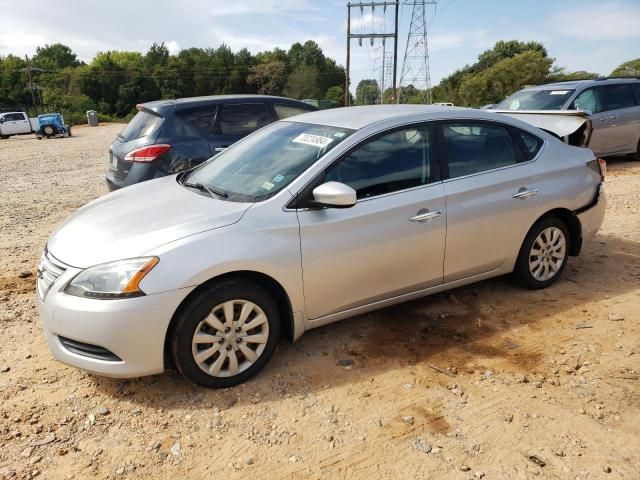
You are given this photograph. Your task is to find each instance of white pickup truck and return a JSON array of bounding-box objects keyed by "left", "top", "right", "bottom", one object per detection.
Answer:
[{"left": 0, "top": 111, "right": 39, "bottom": 139}]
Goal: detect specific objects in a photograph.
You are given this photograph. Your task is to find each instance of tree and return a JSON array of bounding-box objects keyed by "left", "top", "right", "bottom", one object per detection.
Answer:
[
  {"left": 283, "top": 65, "right": 321, "bottom": 99},
  {"left": 325, "top": 85, "right": 344, "bottom": 105},
  {"left": 457, "top": 51, "right": 552, "bottom": 106},
  {"left": 248, "top": 61, "right": 287, "bottom": 95},
  {"left": 610, "top": 58, "right": 640, "bottom": 77},
  {"left": 355, "top": 79, "right": 380, "bottom": 105},
  {"left": 33, "top": 43, "right": 80, "bottom": 71}
]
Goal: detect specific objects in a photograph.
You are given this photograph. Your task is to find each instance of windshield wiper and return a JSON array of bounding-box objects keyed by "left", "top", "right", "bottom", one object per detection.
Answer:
[{"left": 182, "top": 181, "right": 228, "bottom": 198}]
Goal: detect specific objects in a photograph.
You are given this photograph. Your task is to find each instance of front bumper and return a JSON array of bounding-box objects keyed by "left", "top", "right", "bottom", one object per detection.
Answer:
[
  {"left": 577, "top": 184, "right": 606, "bottom": 241},
  {"left": 36, "top": 261, "right": 193, "bottom": 378}
]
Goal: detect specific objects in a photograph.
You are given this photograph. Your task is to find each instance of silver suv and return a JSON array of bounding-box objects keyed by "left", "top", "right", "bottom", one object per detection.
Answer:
[
  {"left": 495, "top": 78, "right": 640, "bottom": 159},
  {"left": 36, "top": 106, "right": 606, "bottom": 387}
]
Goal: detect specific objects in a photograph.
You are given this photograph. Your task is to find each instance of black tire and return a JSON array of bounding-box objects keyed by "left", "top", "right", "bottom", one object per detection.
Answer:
[
  {"left": 170, "top": 279, "right": 281, "bottom": 388},
  {"left": 67, "top": 127, "right": 72, "bottom": 137},
  {"left": 514, "top": 216, "right": 570, "bottom": 290},
  {"left": 0, "top": 135, "right": 9, "bottom": 140},
  {"left": 634, "top": 138, "right": 640, "bottom": 161},
  {"left": 42, "top": 125, "right": 54, "bottom": 138}
]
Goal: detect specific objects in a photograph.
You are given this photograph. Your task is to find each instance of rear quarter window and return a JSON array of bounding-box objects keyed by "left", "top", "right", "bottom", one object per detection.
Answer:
[
  {"left": 175, "top": 106, "right": 216, "bottom": 135},
  {"left": 119, "top": 110, "right": 163, "bottom": 141},
  {"left": 274, "top": 104, "right": 312, "bottom": 119},
  {"left": 517, "top": 130, "right": 543, "bottom": 159}
]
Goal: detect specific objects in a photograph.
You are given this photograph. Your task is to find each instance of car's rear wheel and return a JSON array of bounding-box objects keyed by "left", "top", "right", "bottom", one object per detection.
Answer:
[
  {"left": 170, "top": 279, "right": 280, "bottom": 388},
  {"left": 0, "top": 135, "right": 9, "bottom": 139},
  {"left": 514, "top": 217, "right": 569, "bottom": 289},
  {"left": 43, "top": 125, "right": 54, "bottom": 138}
]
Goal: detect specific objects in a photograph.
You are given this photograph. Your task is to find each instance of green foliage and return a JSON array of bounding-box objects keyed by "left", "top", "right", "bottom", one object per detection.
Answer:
[
  {"left": 0, "top": 41, "right": 345, "bottom": 123},
  {"left": 33, "top": 43, "right": 81, "bottom": 70},
  {"left": 355, "top": 79, "right": 379, "bottom": 105},
  {"left": 325, "top": 85, "right": 344, "bottom": 105},
  {"left": 610, "top": 58, "right": 640, "bottom": 77},
  {"left": 430, "top": 39, "right": 607, "bottom": 107}
]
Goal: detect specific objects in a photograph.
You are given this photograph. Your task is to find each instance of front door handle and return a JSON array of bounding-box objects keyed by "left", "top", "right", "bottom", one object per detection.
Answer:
[
  {"left": 513, "top": 188, "right": 539, "bottom": 199},
  {"left": 410, "top": 209, "right": 442, "bottom": 223},
  {"left": 214, "top": 146, "right": 229, "bottom": 152}
]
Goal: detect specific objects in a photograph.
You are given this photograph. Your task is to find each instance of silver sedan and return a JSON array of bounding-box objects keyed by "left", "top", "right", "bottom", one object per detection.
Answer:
[{"left": 36, "top": 105, "right": 606, "bottom": 387}]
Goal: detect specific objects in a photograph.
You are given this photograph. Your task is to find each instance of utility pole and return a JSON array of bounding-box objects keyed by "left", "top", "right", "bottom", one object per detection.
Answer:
[
  {"left": 20, "top": 56, "right": 44, "bottom": 115},
  {"left": 399, "top": 1, "right": 436, "bottom": 104},
  {"left": 345, "top": 1, "right": 400, "bottom": 106}
]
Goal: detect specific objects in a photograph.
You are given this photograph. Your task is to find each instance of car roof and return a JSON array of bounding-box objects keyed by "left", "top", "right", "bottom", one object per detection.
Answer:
[
  {"left": 524, "top": 77, "right": 640, "bottom": 91},
  {"left": 141, "top": 94, "right": 311, "bottom": 110},
  {"left": 287, "top": 105, "right": 505, "bottom": 130}
]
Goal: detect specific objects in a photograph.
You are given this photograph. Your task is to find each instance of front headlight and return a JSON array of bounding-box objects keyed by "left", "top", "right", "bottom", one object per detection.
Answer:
[{"left": 64, "top": 257, "right": 159, "bottom": 299}]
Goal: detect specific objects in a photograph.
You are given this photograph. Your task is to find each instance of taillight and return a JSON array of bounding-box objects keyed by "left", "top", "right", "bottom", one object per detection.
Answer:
[
  {"left": 124, "top": 144, "right": 171, "bottom": 163},
  {"left": 598, "top": 158, "right": 606, "bottom": 183},
  {"left": 587, "top": 158, "right": 606, "bottom": 183}
]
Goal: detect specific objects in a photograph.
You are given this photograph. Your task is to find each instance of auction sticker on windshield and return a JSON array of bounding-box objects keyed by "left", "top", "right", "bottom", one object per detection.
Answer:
[{"left": 293, "top": 133, "right": 334, "bottom": 148}]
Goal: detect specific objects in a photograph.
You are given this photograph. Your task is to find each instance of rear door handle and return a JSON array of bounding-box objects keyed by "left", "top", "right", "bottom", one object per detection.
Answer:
[
  {"left": 513, "top": 188, "right": 539, "bottom": 199},
  {"left": 214, "top": 146, "right": 229, "bottom": 152},
  {"left": 410, "top": 209, "right": 442, "bottom": 223}
]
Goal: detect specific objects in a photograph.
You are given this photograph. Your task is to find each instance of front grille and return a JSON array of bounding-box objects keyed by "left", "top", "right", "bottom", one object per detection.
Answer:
[
  {"left": 58, "top": 336, "right": 122, "bottom": 362},
  {"left": 37, "top": 249, "right": 67, "bottom": 300}
]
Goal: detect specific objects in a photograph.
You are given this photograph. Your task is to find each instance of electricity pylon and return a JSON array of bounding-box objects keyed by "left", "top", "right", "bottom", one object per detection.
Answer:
[{"left": 399, "top": 1, "right": 436, "bottom": 104}]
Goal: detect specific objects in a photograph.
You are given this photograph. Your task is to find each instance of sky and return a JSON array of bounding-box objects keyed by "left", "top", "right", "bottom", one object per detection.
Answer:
[{"left": 1, "top": 0, "right": 639, "bottom": 93}]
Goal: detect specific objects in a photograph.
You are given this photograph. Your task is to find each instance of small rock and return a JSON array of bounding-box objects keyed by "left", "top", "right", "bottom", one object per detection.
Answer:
[
  {"left": 95, "top": 406, "right": 109, "bottom": 416},
  {"left": 170, "top": 441, "right": 181, "bottom": 456},
  {"left": 608, "top": 313, "right": 624, "bottom": 322},
  {"left": 0, "top": 366, "right": 9, "bottom": 373},
  {"left": 31, "top": 433, "right": 55, "bottom": 447},
  {"left": 21, "top": 447, "right": 33, "bottom": 458},
  {"left": 603, "top": 466, "right": 612, "bottom": 473},
  {"left": 245, "top": 457, "right": 254, "bottom": 465},
  {"left": 289, "top": 455, "right": 300, "bottom": 463},
  {"left": 18, "top": 271, "right": 32, "bottom": 278},
  {"left": 528, "top": 453, "right": 546, "bottom": 467},
  {"left": 475, "top": 471, "right": 485, "bottom": 479},
  {"left": 115, "top": 467, "right": 125, "bottom": 475},
  {"left": 29, "top": 456, "right": 42, "bottom": 465},
  {"left": 412, "top": 438, "right": 432, "bottom": 454},
  {"left": 402, "top": 415, "right": 415, "bottom": 425},
  {"left": 336, "top": 359, "right": 354, "bottom": 367},
  {"left": 460, "top": 465, "right": 471, "bottom": 472}
]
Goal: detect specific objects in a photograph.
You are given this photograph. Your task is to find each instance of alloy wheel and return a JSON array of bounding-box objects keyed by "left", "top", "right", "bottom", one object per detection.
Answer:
[
  {"left": 191, "top": 299, "right": 269, "bottom": 378},
  {"left": 528, "top": 226, "right": 566, "bottom": 282}
]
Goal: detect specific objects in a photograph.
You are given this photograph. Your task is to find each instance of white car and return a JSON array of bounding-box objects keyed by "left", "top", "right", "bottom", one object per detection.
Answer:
[
  {"left": 36, "top": 105, "right": 606, "bottom": 387},
  {"left": 0, "top": 111, "right": 37, "bottom": 138}
]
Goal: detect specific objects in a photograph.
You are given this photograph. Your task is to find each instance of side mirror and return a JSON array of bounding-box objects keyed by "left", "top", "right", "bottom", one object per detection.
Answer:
[{"left": 312, "top": 181, "right": 357, "bottom": 208}]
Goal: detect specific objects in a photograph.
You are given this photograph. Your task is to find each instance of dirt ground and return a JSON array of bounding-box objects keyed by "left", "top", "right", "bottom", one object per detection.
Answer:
[{"left": 0, "top": 124, "right": 639, "bottom": 480}]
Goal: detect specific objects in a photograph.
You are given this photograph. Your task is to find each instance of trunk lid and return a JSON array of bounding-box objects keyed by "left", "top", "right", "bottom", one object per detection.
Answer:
[{"left": 492, "top": 110, "right": 592, "bottom": 147}]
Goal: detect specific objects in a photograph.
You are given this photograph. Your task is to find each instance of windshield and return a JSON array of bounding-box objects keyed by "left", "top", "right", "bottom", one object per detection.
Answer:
[
  {"left": 185, "top": 121, "right": 353, "bottom": 202},
  {"left": 495, "top": 88, "right": 575, "bottom": 111},
  {"left": 119, "top": 110, "right": 163, "bottom": 141}
]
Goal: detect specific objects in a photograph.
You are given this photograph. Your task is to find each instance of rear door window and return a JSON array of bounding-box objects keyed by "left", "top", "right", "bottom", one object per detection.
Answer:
[
  {"left": 215, "top": 103, "right": 271, "bottom": 136},
  {"left": 119, "top": 110, "right": 163, "bottom": 141},
  {"left": 599, "top": 84, "right": 636, "bottom": 111},
  {"left": 274, "top": 104, "right": 312, "bottom": 119},
  {"left": 176, "top": 106, "right": 216, "bottom": 134},
  {"left": 441, "top": 122, "right": 519, "bottom": 179}
]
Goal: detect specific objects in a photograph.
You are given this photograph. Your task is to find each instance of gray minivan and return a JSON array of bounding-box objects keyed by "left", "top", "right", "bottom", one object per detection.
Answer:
[{"left": 495, "top": 78, "right": 640, "bottom": 159}]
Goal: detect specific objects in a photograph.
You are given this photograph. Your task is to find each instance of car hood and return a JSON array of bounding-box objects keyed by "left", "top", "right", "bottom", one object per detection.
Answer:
[{"left": 47, "top": 175, "right": 253, "bottom": 268}]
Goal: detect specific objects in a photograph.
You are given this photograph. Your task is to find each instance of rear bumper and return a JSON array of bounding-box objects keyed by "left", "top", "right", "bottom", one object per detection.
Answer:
[
  {"left": 106, "top": 163, "right": 160, "bottom": 191},
  {"left": 577, "top": 184, "right": 606, "bottom": 241}
]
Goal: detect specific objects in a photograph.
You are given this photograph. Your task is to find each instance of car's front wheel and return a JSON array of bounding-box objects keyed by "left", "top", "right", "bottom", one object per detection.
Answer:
[
  {"left": 514, "top": 216, "right": 569, "bottom": 289},
  {"left": 170, "top": 279, "right": 280, "bottom": 388},
  {"left": 43, "top": 125, "right": 54, "bottom": 138}
]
